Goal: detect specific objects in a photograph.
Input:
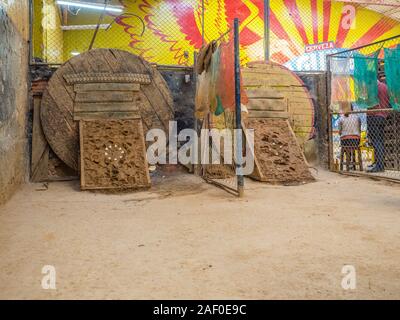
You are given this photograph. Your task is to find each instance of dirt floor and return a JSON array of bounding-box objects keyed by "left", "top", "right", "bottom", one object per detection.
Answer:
[{"left": 0, "top": 167, "right": 399, "bottom": 299}]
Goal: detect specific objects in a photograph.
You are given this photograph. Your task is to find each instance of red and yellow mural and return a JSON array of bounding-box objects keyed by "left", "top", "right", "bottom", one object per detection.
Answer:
[
  {"left": 95, "top": 0, "right": 400, "bottom": 69},
  {"left": 34, "top": 0, "right": 400, "bottom": 69}
]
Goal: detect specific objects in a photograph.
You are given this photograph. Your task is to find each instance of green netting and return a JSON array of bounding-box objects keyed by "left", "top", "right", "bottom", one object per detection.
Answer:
[
  {"left": 353, "top": 52, "right": 379, "bottom": 109},
  {"left": 384, "top": 45, "right": 400, "bottom": 111}
]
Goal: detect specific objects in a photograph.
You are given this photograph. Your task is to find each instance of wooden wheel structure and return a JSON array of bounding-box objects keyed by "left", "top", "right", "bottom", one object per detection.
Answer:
[
  {"left": 40, "top": 49, "right": 174, "bottom": 171},
  {"left": 242, "top": 61, "right": 315, "bottom": 147}
]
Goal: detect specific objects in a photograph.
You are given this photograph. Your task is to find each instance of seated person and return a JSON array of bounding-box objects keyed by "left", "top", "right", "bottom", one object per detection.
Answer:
[{"left": 338, "top": 111, "right": 361, "bottom": 170}]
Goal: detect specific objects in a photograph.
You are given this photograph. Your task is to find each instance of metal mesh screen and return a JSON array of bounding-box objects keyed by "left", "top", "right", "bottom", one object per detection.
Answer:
[
  {"left": 328, "top": 34, "right": 400, "bottom": 182},
  {"left": 31, "top": 1, "right": 400, "bottom": 69},
  {"left": 331, "top": 109, "right": 400, "bottom": 181},
  {"left": 200, "top": 111, "right": 240, "bottom": 195},
  {"left": 269, "top": 1, "right": 400, "bottom": 72},
  {"left": 195, "top": 28, "right": 245, "bottom": 196}
]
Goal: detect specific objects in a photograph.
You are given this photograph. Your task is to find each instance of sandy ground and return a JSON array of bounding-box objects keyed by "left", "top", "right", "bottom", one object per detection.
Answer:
[{"left": 0, "top": 167, "right": 399, "bottom": 300}]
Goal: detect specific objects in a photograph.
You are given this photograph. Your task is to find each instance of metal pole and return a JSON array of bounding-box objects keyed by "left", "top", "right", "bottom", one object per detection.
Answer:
[
  {"left": 264, "top": 0, "right": 270, "bottom": 62},
  {"left": 89, "top": 0, "right": 109, "bottom": 50},
  {"left": 193, "top": 51, "right": 199, "bottom": 175},
  {"left": 201, "top": 0, "right": 205, "bottom": 46},
  {"left": 29, "top": 0, "right": 34, "bottom": 64},
  {"left": 326, "top": 55, "right": 334, "bottom": 172},
  {"left": 234, "top": 18, "right": 244, "bottom": 197}
]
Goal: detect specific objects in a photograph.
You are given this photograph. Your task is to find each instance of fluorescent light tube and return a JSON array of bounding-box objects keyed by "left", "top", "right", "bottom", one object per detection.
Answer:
[
  {"left": 61, "top": 24, "right": 110, "bottom": 30},
  {"left": 57, "top": 1, "right": 124, "bottom": 13}
]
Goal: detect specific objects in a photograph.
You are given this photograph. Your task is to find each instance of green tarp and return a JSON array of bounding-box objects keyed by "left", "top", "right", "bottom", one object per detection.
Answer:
[
  {"left": 353, "top": 52, "right": 379, "bottom": 109},
  {"left": 384, "top": 45, "right": 400, "bottom": 111}
]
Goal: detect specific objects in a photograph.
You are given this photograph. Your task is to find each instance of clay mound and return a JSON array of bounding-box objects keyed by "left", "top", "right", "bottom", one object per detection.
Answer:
[{"left": 248, "top": 118, "right": 315, "bottom": 185}]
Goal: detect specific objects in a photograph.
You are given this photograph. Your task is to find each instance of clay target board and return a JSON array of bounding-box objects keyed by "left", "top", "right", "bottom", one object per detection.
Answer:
[
  {"left": 244, "top": 118, "right": 314, "bottom": 184},
  {"left": 40, "top": 49, "right": 174, "bottom": 171},
  {"left": 79, "top": 119, "right": 150, "bottom": 190}
]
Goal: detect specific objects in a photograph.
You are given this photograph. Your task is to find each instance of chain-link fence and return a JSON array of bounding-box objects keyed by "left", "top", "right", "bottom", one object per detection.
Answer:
[
  {"left": 269, "top": 1, "right": 400, "bottom": 72},
  {"left": 31, "top": 1, "right": 400, "bottom": 69},
  {"left": 32, "top": 0, "right": 201, "bottom": 65},
  {"left": 328, "top": 34, "right": 400, "bottom": 182},
  {"left": 31, "top": 0, "right": 267, "bottom": 66}
]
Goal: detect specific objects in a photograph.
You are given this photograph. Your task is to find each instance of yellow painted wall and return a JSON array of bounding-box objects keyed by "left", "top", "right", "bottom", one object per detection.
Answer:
[
  {"left": 33, "top": 0, "right": 43, "bottom": 59},
  {"left": 42, "top": 0, "right": 63, "bottom": 63},
  {"left": 56, "top": 0, "right": 400, "bottom": 68},
  {"left": 63, "top": 26, "right": 132, "bottom": 61},
  {"left": 29, "top": 0, "right": 400, "bottom": 69},
  {"left": 32, "top": 0, "right": 63, "bottom": 62}
]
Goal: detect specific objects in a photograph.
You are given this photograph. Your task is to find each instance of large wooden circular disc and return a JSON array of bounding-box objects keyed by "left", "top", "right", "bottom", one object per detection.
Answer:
[
  {"left": 242, "top": 61, "right": 315, "bottom": 147},
  {"left": 41, "top": 49, "right": 174, "bottom": 171}
]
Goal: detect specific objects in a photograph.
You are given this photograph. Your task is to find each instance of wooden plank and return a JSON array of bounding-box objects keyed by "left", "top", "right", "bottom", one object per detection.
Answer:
[
  {"left": 286, "top": 119, "right": 310, "bottom": 167},
  {"left": 74, "top": 83, "right": 140, "bottom": 92},
  {"left": 31, "top": 97, "right": 49, "bottom": 182},
  {"left": 79, "top": 121, "right": 85, "bottom": 188},
  {"left": 276, "top": 86, "right": 309, "bottom": 93},
  {"left": 292, "top": 126, "right": 314, "bottom": 133},
  {"left": 284, "top": 93, "right": 312, "bottom": 100},
  {"left": 289, "top": 102, "right": 314, "bottom": 113},
  {"left": 292, "top": 114, "right": 313, "bottom": 123},
  {"left": 248, "top": 98, "right": 287, "bottom": 112},
  {"left": 242, "top": 68, "right": 296, "bottom": 76},
  {"left": 74, "top": 111, "right": 141, "bottom": 121},
  {"left": 246, "top": 88, "right": 284, "bottom": 99},
  {"left": 242, "top": 120, "right": 266, "bottom": 181},
  {"left": 248, "top": 111, "right": 289, "bottom": 119},
  {"left": 291, "top": 110, "right": 315, "bottom": 117},
  {"left": 245, "top": 62, "right": 273, "bottom": 69},
  {"left": 138, "top": 119, "right": 152, "bottom": 185},
  {"left": 74, "top": 102, "right": 138, "bottom": 113},
  {"left": 75, "top": 91, "right": 134, "bottom": 103},
  {"left": 243, "top": 74, "right": 300, "bottom": 86},
  {"left": 64, "top": 72, "right": 151, "bottom": 85}
]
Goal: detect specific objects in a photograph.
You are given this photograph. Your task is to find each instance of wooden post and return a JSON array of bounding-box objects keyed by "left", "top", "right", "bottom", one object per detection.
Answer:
[{"left": 31, "top": 97, "right": 49, "bottom": 182}]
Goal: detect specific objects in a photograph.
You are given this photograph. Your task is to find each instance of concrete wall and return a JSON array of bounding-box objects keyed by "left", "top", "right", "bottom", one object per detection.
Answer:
[{"left": 0, "top": 0, "right": 30, "bottom": 205}]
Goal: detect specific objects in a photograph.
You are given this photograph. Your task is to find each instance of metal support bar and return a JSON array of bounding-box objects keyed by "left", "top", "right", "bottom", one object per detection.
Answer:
[
  {"left": 234, "top": 18, "right": 244, "bottom": 198},
  {"left": 327, "top": 33, "right": 400, "bottom": 58},
  {"left": 201, "top": 0, "right": 205, "bottom": 46},
  {"left": 331, "top": 108, "right": 394, "bottom": 115},
  {"left": 29, "top": 0, "right": 33, "bottom": 64},
  {"left": 264, "top": 0, "right": 270, "bottom": 62},
  {"left": 326, "top": 55, "right": 334, "bottom": 171},
  {"left": 89, "top": 0, "right": 109, "bottom": 50}
]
